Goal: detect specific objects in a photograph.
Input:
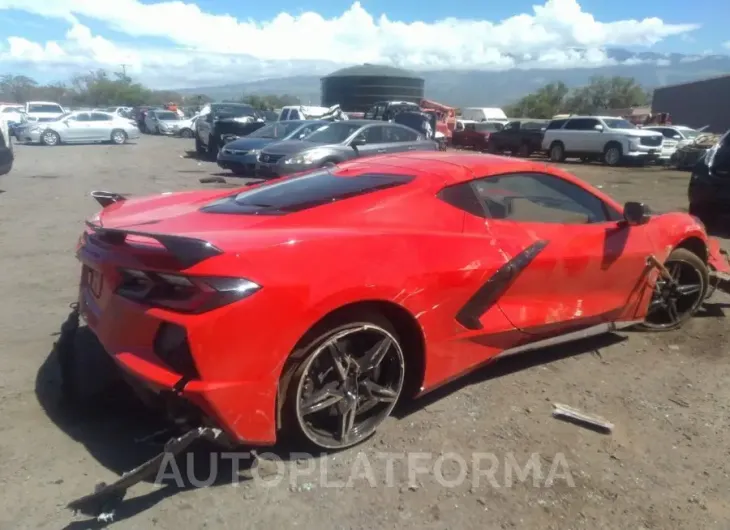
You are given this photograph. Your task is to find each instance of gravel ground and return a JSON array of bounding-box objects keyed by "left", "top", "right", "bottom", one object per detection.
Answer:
[{"left": 0, "top": 136, "right": 729, "bottom": 530}]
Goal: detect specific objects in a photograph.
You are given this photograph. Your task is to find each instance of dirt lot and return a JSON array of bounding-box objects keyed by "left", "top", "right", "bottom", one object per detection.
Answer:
[{"left": 1, "top": 136, "right": 729, "bottom": 530}]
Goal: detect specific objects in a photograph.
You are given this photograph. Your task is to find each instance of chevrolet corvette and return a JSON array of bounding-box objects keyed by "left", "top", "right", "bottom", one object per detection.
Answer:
[{"left": 72, "top": 152, "right": 729, "bottom": 451}]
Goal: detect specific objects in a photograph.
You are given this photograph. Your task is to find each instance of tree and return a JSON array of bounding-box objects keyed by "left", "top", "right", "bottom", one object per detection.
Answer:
[
  {"left": 0, "top": 75, "right": 38, "bottom": 103},
  {"left": 239, "top": 93, "right": 301, "bottom": 110},
  {"left": 505, "top": 81, "right": 569, "bottom": 119},
  {"left": 505, "top": 76, "right": 650, "bottom": 118}
]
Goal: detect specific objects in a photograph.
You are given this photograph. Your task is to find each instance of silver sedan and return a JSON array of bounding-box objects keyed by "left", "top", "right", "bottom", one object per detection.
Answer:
[{"left": 21, "top": 111, "right": 140, "bottom": 146}]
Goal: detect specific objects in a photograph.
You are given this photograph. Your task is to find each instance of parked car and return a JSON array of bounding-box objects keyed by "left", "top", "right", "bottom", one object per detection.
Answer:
[
  {"left": 217, "top": 120, "right": 327, "bottom": 175},
  {"left": 177, "top": 116, "right": 197, "bottom": 138},
  {"left": 20, "top": 111, "right": 139, "bottom": 146},
  {"left": 0, "top": 104, "right": 25, "bottom": 124},
  {"left": 145, "top": 109, "right": 184, "bottom": 135},
  {"left": 255, "top": 120, "right": 439, "bottom": 178},
  {"left": 542, "top": 116, "right": 666, "bottom": 166},
  {"left": 486, "top": 119, "right": 548, "bottom": 157},
  {"left": 24, "top": 101, "right": 66, "bottom": 123},
  {"left": 451, "top": 121, "right": 503, "bottom": 151},
  {"left": 195, "top": 103, "right": 264, "bottom": 156},
  {"left": 278, "top": 105, "right": 331, "bottom": 121},
  {"left": 0, "top": 117, "right": 13, "bottom": 176},
  {"left": 70, "top": 151, "right": 730, "bottom": 453},
  {"left": 643, "top": 125, "right": 702, "bottom": 164},
  {"left": 688, "top": 129, "right": 730, "bottom": 228}
]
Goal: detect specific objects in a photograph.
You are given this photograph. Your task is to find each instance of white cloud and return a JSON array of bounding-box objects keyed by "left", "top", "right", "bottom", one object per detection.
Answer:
[
  {"left": 723, "top": 41, "right": 730, "bottom": 50},
  {"left": 0, "top": 0, "right": 701, "bottom": 87}
]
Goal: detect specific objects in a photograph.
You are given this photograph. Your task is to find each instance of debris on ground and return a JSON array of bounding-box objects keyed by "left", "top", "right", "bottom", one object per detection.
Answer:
[{"left": 552, "top": 403, "right": 614, "bottom": 433}]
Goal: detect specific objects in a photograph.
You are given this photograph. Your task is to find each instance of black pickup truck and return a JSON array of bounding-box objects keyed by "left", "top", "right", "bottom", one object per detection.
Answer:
[{"left": 486, "top": 119, "right": 548, "bottom": 157}]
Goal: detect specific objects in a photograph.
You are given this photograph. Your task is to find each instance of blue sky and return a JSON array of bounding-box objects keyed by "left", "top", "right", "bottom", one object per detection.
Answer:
[{"left": 0, "top": 0, "right": 727, "bottom": 87}]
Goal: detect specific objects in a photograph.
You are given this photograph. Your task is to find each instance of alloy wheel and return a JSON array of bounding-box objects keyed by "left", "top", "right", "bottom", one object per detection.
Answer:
[
  {"left": 643, "top": 258, "right": 705, "bottom": 330},
  {"left": 605, "top": 147, "right": 621, "bottom": 166},
  {"left": 43, "top": 131, "right": 58, "bottom": 146},
  {"left": 112, "top": 131, "right": 126, "bottom": 144},
  {"left": 294, "top": 325, "right": 405, "bottom": 450}
]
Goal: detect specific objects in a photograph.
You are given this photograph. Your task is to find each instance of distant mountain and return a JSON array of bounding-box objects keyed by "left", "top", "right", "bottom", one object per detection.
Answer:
[{"left": 176, "top": 49, "right": 730, "bottom": 108}]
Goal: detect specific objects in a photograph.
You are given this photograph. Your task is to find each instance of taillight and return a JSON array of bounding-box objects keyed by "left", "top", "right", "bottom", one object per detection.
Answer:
[{"left": 116, "top": 268, "right": 260, "bottom": 313}]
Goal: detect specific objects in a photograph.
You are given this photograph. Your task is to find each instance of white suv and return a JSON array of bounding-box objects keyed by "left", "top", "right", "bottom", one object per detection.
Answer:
[{"left": 542, "top": 116, "right": 665, "bottom": 166}]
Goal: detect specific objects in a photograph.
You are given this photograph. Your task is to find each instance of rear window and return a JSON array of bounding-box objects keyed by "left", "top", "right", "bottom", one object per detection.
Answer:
[
  {"left": 547, "top": 119, "right": 567, "bottom": 130},
  {"left": 201, "top": 170, "right": 415, "bottom": 215},
  {"left": 28, "top": 104, "right": 63, "bottom": 113}
]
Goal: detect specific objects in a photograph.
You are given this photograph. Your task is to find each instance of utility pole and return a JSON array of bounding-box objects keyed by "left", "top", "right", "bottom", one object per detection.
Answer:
[{"left": 120, "top": 64, "right": 129, "bottom": 77}]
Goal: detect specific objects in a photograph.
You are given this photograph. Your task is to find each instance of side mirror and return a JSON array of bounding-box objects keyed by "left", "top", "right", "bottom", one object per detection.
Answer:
[
  {"left": 623, "top": 201, "right": 651, "bottom": 225},
  {"left": 594, "top": 124, "right": 604, "bottom": 132},
  {"left": 351, "top": 136, "right": 366, "bottom": 148}
]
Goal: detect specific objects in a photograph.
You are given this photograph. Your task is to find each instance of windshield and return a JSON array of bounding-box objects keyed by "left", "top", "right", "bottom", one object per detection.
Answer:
[
  {"left": 475, "top": 122, "right": 503, "bottom": 132},
  {"left": 28, "top": 104, "right": 63, "bottom": 113},
  {"left": 213, "top": 104, "right": 256, "bottom": 119},
  {"left": 248, "top": 122, "right": 302, "bottom": 139},
  {"left": 156, "top": 111, "right": 178, "bottom": 120},
  {"left": 303, "top": 122, "right": 363, "bottom": 144},
  {"left": 602, "top": 119, "right": 635, "bottom": 129}
]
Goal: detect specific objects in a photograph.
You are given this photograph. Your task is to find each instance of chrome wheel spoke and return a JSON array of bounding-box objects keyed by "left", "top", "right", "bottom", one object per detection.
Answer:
[
  {"left": 360, "top": 379, "right": 398, "bottom": 403},
  {"left": 339, "top": 404, "right": 356, "bottom": 442},
  {"left": 358, "top": 336, "right": 392, "bottom": 372},
  {"left": 677, "top": 283, "right": 702, "bottom": 297},
  {"left": 300, "top": 382, "right": 344, "bottom": 416},
  {"left": 666, "top": 299, "right": 680, "bottom": 323},
  {"left": 327, "top": 342, "right": 350, "bottom": 381}
]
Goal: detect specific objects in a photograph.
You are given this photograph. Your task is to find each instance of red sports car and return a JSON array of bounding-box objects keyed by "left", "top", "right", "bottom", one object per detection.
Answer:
[{"left": 73, "top": 152, "right": 730, "bottom": 450}]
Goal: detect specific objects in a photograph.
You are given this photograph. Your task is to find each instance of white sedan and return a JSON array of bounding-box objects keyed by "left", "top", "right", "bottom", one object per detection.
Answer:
[{"left": 21, "top": 111, "right": 140, "bottom": 146}]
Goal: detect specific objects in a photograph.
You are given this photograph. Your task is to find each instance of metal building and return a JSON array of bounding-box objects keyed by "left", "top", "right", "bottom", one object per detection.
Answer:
[
  {"left": 321, "top": 64, "right": 425, "bottom": 113},
  {"left": 652, "top": 74, "right": 730, "bottom": 133}
]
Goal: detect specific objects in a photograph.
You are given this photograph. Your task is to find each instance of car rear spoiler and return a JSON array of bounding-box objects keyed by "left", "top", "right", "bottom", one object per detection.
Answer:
[
  {"left": 85, "top": 221, "right": 223, "bottom": 268},
  {"left": 91, "top": 190, "right": 128, "bottom": 208}
]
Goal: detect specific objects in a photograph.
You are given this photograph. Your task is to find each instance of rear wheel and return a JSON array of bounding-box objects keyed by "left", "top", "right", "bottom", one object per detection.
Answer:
[
  {"left": 180, "top": 128, "right": 193, "bottom": 138},
  {"left": 41, "top": 130, "right": 60, "bottom": 146},
  {"left": 640, "top": 248, "right": 708, "bottom": 331},
  {"left": 549, "top": 142, "right": 565, "bottom": 162},
  {"left": 110, "top": 129, "right": 127, "bottom": 145},
  {"left": 281, "top": 313, "right": 405, "bottom": 450},
  {"left": 603, "top": 143, "right": 623, "bottom": 166},
  {"left": 207, "top": 136, "right": 219, "bottom": 158},
  {"left": 195, "top": 135, "right": 205, "bottom": 154}
]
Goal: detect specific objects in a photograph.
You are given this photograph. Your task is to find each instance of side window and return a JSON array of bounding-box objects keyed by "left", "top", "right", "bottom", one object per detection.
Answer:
[
  {"left": 505, "top": 122, "right": 520, "bottom": 131},
  {"left": 289, "top": 110, "right": 301, "bottom": 120},
  {"left": 280, "top": 109, "right": 290, "bottom": 121},
  {"left": 75, "top": 113, "right": 91, "bottom": 122},
  {"left": 470, "top": 172, "right": 616, "bottom": 224},
  {"left": 546, "top": 119, "right": 567, "bottom": 130},
  {"left": 564, "top": 118, "right": 599, "bottom": 131},
  {"left": 91, "top": 113, "right": 111, "bottom": 121},
  {"left": 384, "top": 126, "right": 418, "bottom": 142},
  {"left": 363, "top": 126, "right": 384, "bottom": 144},
  {"left": 465, "top": 123, "right": 476, "bottom": 132},
  {"left": 455, "top": 121, "right": 465, "bottom": 132}
]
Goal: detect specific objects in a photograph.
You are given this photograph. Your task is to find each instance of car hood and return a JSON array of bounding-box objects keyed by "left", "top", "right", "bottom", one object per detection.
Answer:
[
  {"left": 224, "top": 137, "right": 276, "bottom": 150},
  {"left": 261, "top": 140, "right": 328, "bottom": 156}
]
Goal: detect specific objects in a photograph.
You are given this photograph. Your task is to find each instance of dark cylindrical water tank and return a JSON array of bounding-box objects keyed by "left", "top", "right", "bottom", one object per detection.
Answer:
[{"left": 321, "top": 64, "right": 424, "bottom": 113}]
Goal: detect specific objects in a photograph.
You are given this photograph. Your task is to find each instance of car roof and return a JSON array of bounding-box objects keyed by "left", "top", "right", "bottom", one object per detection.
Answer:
[{"left": 337, "top": 151, "right": 543, "bottom": 185}]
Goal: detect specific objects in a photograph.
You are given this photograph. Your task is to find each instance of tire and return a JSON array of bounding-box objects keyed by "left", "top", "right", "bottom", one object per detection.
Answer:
[
  {"left": 110, "top": 129, "right": 127, "bottom": 145},
  {"left": 280, "top": 311, "right": 406, "bottom": 450},
  {"left": 41, "top": 130, "right": 60, "bottom": 146},
  {"left": 180, "top": 128, "right": 193, "bottom": 138},
  {"left": 603, "top": 143, "right": 623, "bottom": 167},
  {"left": 549, "top": 142, "right": 565, "bottom": 162},
  {"left": 195, "top": 135, "right": 205, "bottom": 154},
  {"left": 639, "top": 248, "right": 709, "bottom": 332},
  {"left": 517, "top": 143, "right": 531, "bottom": 157},
  {"left": 207, "top": 136, "right": 219, "bottom": 158}
]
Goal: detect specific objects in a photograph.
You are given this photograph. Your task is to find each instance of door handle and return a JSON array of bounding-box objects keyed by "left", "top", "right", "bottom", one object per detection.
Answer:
[{"left": 376, "top": 149, "right": 387, "bottom": 153}]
